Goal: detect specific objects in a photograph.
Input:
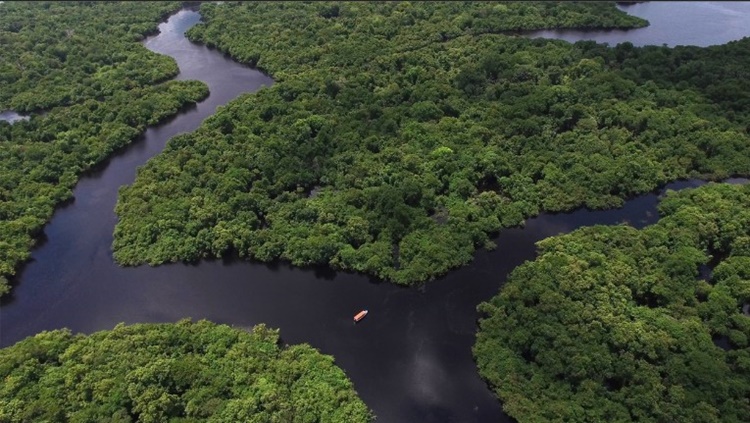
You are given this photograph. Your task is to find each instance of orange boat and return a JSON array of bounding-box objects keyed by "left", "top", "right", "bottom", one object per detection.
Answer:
[{"left": 353, "top": 310, "right": 368, "bottom": 323}]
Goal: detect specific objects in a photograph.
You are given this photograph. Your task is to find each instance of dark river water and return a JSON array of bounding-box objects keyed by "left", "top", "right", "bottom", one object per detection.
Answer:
[{"left": 2, "top": 5, "right": 750, "bottom": 423}]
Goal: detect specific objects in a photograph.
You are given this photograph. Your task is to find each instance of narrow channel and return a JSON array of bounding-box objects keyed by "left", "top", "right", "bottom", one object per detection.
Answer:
[{"left": 2, "top": 5, "right": 750, "bottom": 423}]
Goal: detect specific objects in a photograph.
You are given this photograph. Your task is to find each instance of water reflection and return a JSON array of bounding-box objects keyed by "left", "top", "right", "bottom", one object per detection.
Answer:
[
  {"left": 2, "top": 5, "right": 750, "bottom": 423},
  {"left": 527, "top": 2, "right": 750, "bottom": 47},
  {"left": 0, "top": 110, "right": 30, "bottom": 124}
]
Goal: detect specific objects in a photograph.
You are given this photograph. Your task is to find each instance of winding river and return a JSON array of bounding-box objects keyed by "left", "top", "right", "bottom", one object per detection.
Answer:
[{"left": 2, "top": 4, "right": 750, "bottom": 423}]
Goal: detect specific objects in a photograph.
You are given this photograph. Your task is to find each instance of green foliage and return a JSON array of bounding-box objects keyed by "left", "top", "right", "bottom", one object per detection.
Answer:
[
  {"left": 475, "top": 183, "right": 750, "bottom": 422},
  {"left": 114, "top": 2, "right": 750, "bottom": 285},
  {"left": 577, "top": 38, "right": 750, "bottom": 129},
  {"left": 0, "top": 320, "right": 372, "bottom": 422},
  {"left": 0, "top": 2, "right": 210, "bottom": 295}
]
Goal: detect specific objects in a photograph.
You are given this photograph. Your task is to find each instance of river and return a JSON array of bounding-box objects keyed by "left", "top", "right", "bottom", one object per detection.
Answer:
[
  {"left": 0, "top": 110, "right": 30, "bottom": 124},
  {"left": 1, "top": 5, "right": 750, "bottom": 423},
  {"left": 527, "top": 2, "right": 750, "bottom": 47}
]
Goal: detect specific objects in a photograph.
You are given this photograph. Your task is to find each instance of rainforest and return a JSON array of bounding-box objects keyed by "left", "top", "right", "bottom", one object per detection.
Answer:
[
  {"left": 113, "top": 2, "right": 750, "bottom": 285},
  {"left": 475, "top": 182, "right": 750, "bottom": 422},
  {"left": 0, "top": 320, "right": 372, "bottom": 422},
  {"left": 0, "top": 1, "right": 208, "bottom": 295},
  {"left": 2, "top": 2, "right": 750, "bottom": 423}
]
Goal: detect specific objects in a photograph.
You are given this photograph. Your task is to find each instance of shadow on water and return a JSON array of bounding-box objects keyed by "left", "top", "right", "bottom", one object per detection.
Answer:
[{"left": 2, "top": 5, "right": 750, "bottom": 423}]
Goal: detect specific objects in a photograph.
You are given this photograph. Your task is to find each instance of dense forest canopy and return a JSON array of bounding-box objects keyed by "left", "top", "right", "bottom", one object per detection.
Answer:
[
  {"left": 0, "top": 1, "right": 209, "bottom": 295},
  {"left": 0, "top": 320, "right": 372, "bottom": 422},
  {"left": 114, "top": 1, "right": 750, "bottom": 286},
  {"left": 474, "top": 182, "right": 750, "bottom": 422}
]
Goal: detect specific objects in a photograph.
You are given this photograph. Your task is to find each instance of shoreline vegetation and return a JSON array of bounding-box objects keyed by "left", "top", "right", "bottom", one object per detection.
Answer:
[
  {"left": 114, "top": 1, "right": 750, "bottom": 286},
  {"left": 0, "top": 2, "right": 209, "bottom": 296},
  {"left": 475, "top": 182, "right": 750, "bottom": 422},
  {"left": 2, "top": 3, "right": 749, "bottom": 421},
  {"left": 0, "top": 320, "right": 373, "bottom": 422},
  {"left": 1, "top": 6, "right": 373, "bottom": 421}
]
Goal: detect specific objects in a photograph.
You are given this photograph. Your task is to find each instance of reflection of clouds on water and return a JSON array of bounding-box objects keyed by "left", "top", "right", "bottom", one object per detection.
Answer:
[
  {"left": 0, "top": 111, "right": 30, "bottom": 124},
  {"left": 409, "top": 344, "right": 447, "bottom": 405},
  {"left": 702, "top": 2, "right": 746, "bottom": 18},
  {"left": 3, "top": 5, "right": 749, "bottom": 422},
  {"left": 525, "top": 215, "right": 576, "bottom": 239},
  {"left": 529, "top": 2, "right": 750, "bottom": 48},
  {"left": 539, "top": 218, "right": 577, "bottom": 236},
  {"left": 400, "top": 325, "right": 504, "bottom": 421}
]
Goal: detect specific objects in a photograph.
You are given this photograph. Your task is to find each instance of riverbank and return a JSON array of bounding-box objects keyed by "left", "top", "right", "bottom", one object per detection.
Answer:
[{"left": 3, "top": 4, "right": 750, "bottom": 422}]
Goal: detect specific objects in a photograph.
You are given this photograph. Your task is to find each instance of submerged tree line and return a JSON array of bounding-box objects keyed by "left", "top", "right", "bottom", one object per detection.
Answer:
[
  {"left": 113, "top": 1, "right": 750, "bottom": 286},
  {"left": 0, "top": 1, "right": 208, "bottom": 296}
]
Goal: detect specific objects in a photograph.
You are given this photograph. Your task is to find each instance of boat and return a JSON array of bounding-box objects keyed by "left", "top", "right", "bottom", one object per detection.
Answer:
[{"left": 353, "top": 310, "right": 368, "bottom": 323}]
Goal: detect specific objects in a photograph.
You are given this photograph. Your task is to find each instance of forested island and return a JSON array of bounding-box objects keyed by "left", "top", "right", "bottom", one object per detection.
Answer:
[
  {"left": 475, "top": 182, "right": 750, "bottom": 422},
  {"left": 2, "top": 2, "right": 750, "bottom": 422},
  {"left": 0, "top": 320, "right": 372, "bottom": 422},
  {"left": 113, "top": 1, "right": 750, "bottom": 286},
  {"left": 0, "top": 1, "right": 208, "bottom": 296}
]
